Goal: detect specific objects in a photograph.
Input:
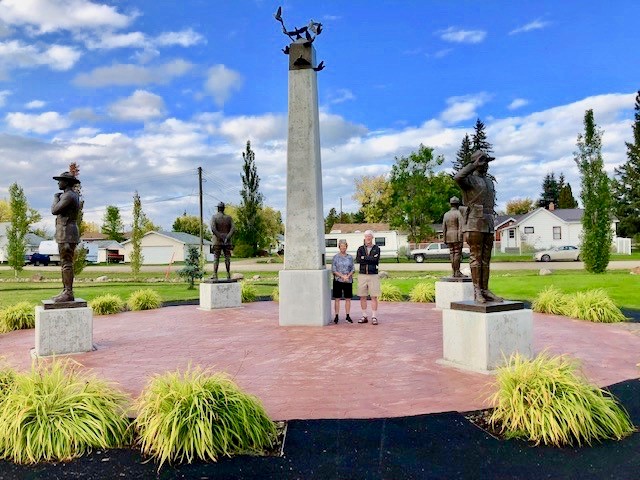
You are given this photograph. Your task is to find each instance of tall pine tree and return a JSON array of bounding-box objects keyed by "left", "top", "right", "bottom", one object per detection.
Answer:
[
  {"left": 452, "top": 133, "right": 472, "bottom": 172},
  {"left": 471, "top": 118, "right": 493, "bottom": 154},
  {"left": 539, "top": 173, "right": 560, "bottom": 208},
  {"left": 101, "top": 205, "right": 125, "bottom": 242},
  {"left": 6, "top": 183, "right": 29, "bottom": 276},
  {"left": 236, "top": 140, "right": 265, "bottom": 256},
  {"left": 612, "top": 90, "right": 640, "bottom": 238},
  {"left": 130, "top": 191, "right": 144, "bottom": 278},
  {"left": 575, "top": 109, "right": 612, "bottom": 273}
]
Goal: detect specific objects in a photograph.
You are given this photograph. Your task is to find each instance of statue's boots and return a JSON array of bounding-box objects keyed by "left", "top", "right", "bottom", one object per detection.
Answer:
[
  {"left": 53, "top": 289, "right": 74, "bottom": 303},
  {"left": 225, "top": 257, "right": 231, "bottom": 280},
  {"left": 481, "top": 266, "right": 503, "bottom": 302},
  {"left": 471, "top": 267, "right": 486, "bottom": 303}
]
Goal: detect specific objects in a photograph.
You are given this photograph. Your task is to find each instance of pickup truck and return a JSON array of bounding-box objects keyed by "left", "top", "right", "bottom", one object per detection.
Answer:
[
  {"left": 25, "top": 253, "right": 53, "bottom": 266},
  {"left": 410, "top": 243, "right": 470, "bottom": 263}
]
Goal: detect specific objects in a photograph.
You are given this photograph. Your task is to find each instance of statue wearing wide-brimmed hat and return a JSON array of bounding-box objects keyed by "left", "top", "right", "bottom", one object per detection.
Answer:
[
  {"left": 51, "top": 171, "right": 81, "bottom": 302},
  {"left": 442, "top": 196, "right": 467, "bottom": 278},
  {"left": 210, "top": 201, "right": 235, "bottom": 280}
]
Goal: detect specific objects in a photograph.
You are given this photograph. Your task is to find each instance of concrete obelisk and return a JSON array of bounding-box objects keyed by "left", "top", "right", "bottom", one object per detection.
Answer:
[{"left": 278, "top": 41, "right": 331, "bottom": 326}]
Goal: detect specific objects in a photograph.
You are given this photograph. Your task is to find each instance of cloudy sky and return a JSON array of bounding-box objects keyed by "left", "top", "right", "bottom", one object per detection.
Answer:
[{"left": 0, "top": 0, "right": 639, "bottom": 233}]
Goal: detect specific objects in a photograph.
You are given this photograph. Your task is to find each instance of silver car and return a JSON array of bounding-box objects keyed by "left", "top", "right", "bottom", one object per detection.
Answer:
[{"left": 533, "top": 245, "right": 581, "bottom": 262}]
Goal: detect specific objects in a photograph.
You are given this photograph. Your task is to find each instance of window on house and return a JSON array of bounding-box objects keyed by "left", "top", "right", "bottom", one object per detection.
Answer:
[
  {"left": 524, "top": 227, "right": 534, "bottom": 234},
  {"left": 509, "top": 229, "right": 515, "bottom": 239},
  {"left": 553, "top": 226, "right": 561, "bottom": 240},
  {"left": 325, "top": 239, "right": 337, "bottom": 248},
  {"left": 375, "top": 237, "right": 386, "bottom": 246}
]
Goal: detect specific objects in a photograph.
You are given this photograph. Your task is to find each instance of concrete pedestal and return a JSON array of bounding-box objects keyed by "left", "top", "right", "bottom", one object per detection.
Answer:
[
  {"left": 199, "top": 280, "right": 242, "bottom": 310},
  {"left": 35, "top": 303, "right": 93, "bottom": 356},
  {"left": 435, "top": 278, "right": 473, "bottom": 309},
  {"left": 441, "top": 301, "right": 533, "bottom": 373},
  {"left": 279, "top": 269, "right": 331, "bottom": 326}
]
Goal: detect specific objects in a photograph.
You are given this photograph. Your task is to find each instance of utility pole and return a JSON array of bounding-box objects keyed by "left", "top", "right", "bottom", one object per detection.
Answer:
[
  {"left": 198, "top": 166, "right": 204, "bottom": 259},
  {"left": 339, "top": 197, "right": 343, "bottom": 222}
]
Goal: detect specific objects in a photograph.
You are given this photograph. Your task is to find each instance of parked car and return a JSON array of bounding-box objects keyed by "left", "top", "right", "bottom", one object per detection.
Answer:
[
  {"left": 25, "top": 252, "right": 51, "bottom": 266},
  {"left": 533, "top": 245, "right": 581, "bottom": 262},
  {"left": 410, "top": 243, "right": 470, "bottom": 263}
]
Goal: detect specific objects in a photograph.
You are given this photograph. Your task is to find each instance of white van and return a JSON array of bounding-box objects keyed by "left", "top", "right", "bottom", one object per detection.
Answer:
[{"left": 324, "top": 231, "right": 406, "bottom": 263}]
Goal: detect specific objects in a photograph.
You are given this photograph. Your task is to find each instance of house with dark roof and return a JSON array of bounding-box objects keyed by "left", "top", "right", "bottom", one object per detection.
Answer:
[
  {"left": 121, "top": 231, "right": 212, "bottom": 264},
  {"left": 498, "top": 207, "right": 618, "bottom": 252},
  {"left": 0, "top": 222, "right": 47, "bottom": 262}
]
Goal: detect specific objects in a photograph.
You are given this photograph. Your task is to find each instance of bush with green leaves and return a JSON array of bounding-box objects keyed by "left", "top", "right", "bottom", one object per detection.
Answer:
[
  {"left": 0, "top": 301, "right": 35, "bottom": 333},
  {"left": 489, "top": 352, "right": 635, "bottom": 447},
  {"left": 562, "top": 289, "right": 626, "bottom": 323},
  {"left": 380, "top": 282, "right": 403, "bottom": 302},
  {"left": 531, "top": 286, "right": 569, "bottom": 315},
  {"left": 89, "top": 294, "right": 125, "bottom": 315},
  {"left": 241, "top": 282, "right": 257, "bottom": 303},
  {"left": 233, "top": 243, "right": 254, "bottom": 258},
  {"left": 271, "top": 286, "right": 279, "bottom": 302},
  {"left": 135, "top": 367, "right": 276, "bottom": 468},
  {"left": 127, "top": 289, "right": 162, "bottom": 311},
  {"left": 409, "top": 282, "right": 435, "bottom": 303},
  {"left": 0, "top": 359, "right": 131, "bottom": 464}
]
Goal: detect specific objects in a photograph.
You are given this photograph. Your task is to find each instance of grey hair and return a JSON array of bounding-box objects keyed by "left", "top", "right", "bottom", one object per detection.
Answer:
[
  {"left": 338, "top": 239, "right": 348, "bottom": 246},
  {"left": 364, "top": 229, "right": 374, "bottom": 236}
]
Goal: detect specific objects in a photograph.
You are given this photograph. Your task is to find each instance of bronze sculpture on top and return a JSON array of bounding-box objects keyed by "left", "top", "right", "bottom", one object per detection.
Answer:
[
  {"left": 274, "top": 5, "right": 325, "bottom": 71},
  {"left": 454, "top": 150, "right": 503, "bottom": 304},
  {"left": 442, "top": 196, "right": 467, "bottom": 278},
  {"left": 210, "top": 202, "right": 235, "bottom": 281},
  {"left": 51, "top": 171, "right": 81, "bottom": 303}
]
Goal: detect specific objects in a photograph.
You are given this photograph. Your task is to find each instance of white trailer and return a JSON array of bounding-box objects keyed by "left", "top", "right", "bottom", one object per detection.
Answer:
[
  {"left": 38, "top": 240, "right": 61, "bottom": 265},
  {"left": 324, "top": 230, "right": 407, "bottom": 263}
]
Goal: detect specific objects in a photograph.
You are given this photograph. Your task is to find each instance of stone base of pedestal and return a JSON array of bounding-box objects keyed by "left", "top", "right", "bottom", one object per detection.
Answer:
[
  {"left": 435, "top": 278, "right": 473, "bottom": 309},
  {"left": 199, "top": 280, "right": 242, "bottom": 310},
  {"left": 441, "top": 301, "right": 533, "bottom": 373},
  {"left": 279, "top": 269, "right": 331, "bottom": 326},
  {"left": 35, "top": 303, "right": 93, "bottom": 356}
]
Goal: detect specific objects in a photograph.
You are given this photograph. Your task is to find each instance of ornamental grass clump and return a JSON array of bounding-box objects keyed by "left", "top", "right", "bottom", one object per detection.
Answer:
[
  {"left": 135, "top": 367, "right": 277, "bottom": 468},
  {"left": 89, "top": 294, "right": 125, "bottom": 315},
  {"left": 531, "top": 286, "right": 569, "bottom": 315},
  {"left": 0, "top": 301, "right": 35, "bottom": 333},
  {"left": 127, "top": 289, "right": 162, "bottom": 311},
  {"left": 380, "top": 283, "right": 403, "bottom": 302},
  {"left": 0, "top": 367, "right": 16, "bottom": 405},
  {"left": 0, "top": 359, "right": 131, "bottom": 464},
  {"left": 489, "top": 352, "right": 635, "bottom": 447},
  {"left": 241, "top": 282, "right": 257, "bottom": 303},
  {"left": 562, "top": 289, "right": 626, "bottom": 323},
  {"left": 409, "top": 282, "right": 435, "bottom": 303}
]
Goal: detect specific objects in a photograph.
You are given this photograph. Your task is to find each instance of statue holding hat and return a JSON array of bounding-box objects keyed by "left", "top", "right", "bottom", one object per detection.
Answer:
[
  {"left": 210, "top": 202, "right": 235, "bottom": 280},
  {"left": 442, "top": 196, "right": 466, "bottom": 278},
  {"left": 51, "top": 171, "right": 81, "bottom": 302}
]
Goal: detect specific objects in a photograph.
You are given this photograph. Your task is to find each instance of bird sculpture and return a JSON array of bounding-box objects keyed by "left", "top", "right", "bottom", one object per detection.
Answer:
[{"left": 273, "top": 6, "right": 325, "bottom": 71}]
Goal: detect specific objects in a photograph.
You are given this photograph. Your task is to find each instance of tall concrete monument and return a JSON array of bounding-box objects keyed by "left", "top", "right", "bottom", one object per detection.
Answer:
[{"left": 275, "top": 7, "right": 331, "bottom": 326}]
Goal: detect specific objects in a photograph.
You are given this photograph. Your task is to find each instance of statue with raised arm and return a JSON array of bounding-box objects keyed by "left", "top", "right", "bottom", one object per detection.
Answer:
[
  {"left": 51, "top": 171, "right": 81, "bottom": 302},
  {"left": 210, "top": 202, "right": 235, "bottom": 280},
  {"left": 442, "top": 196, "right": 466, "bottom": 278},
  {"left": 454, "top": 151, "right": 503, "bottom": 303}
]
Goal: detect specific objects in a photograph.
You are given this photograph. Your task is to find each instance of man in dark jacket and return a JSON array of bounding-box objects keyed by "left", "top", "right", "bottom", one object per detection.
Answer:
[{"left": 356, "top": 230, "right": 381, "bottom": 324}]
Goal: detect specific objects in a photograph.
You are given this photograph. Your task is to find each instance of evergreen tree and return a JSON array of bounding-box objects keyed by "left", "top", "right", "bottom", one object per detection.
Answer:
[
  {"left": 178, "top": 246, "right": 204, "bottom": 289},
  {"left": 236, "top": 140, "right": 265, "bottom": 256},
  {"left": 558, "top": 183, "right": 579, "bottom": 209},
  {"left": 539, "top": 173, "right": 560, "bottom": 208},
  {"left": 453, "top": 133, "right": 473, "bottom": 172},
  {"left": 130, "top": 191, "right": 144, "bottom": 278},
  {"left": 574, "top": 109, "right": 612, "bottom": 273},
  {"left": 6, "top": 183, "right": 29, "bottom": 276},
  {"left": 101, "top": 205, "right": 125, "bottom": 242},
  {"left": 325, "top": 207, "right": 339, "bottom": 233},
  {"left": 612, "top": 90, "right": 640, "bottom": 238},
  {"left": 471, "top": 118, "right": 493, "bottom": 154}
]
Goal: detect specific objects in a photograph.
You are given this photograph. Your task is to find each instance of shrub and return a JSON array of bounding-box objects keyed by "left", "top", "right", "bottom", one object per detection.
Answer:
[
  {"left": 241, "top": 282, "right": 257, "bottom": 303},
  {"left": 135, "top": 367, "right": 277, "bottom": 468},
  {"left": 89, "top": 294, "right": 125, "bottom": 315},
  {"left": 563, "top": 289, "right": 626, "bottom": 323},
  {"left": 0, "top": 302, "right": 35, "bottom": 333},
  {"left": 271, "top": 286, "right": 279, "bottom": 302},
  {"left": 233, "top": 244, "right": 254, "bottom": 258},
  {"left": 0, "top": 367, "right": 16, "bottom": 405},
  {"left": 532, "top": 286, "right": 569, "bottom": 315},
  {"left": 489, "top": 352, "right": 635, "bottom": 447},
  {"left": 379, "top": 283, "right": 403, "bottom": 302},
  {"left": 127, "top": 289, "right": 162, "bottom": 311},
  {"left": 409, "top": 282, "right": 435, "bottom": 303},
  {"left": 0, "top": 359, "right": 131, "bottom": 464}
]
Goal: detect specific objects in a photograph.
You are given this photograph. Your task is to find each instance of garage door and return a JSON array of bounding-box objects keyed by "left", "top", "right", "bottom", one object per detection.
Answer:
[{"left": 141, "top": 246, "right": 175, "bottom": 265}]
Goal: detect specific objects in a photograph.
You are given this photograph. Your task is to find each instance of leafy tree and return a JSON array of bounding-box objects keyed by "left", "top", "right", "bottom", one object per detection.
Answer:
[
  {"left": 101, "top": 205, "right": 125, "bottom": 242},
  {"left": 352, "top": 175, "right": 392, "bottom": 222},
  {"left": 30, "top": 227, "right": 51, "bottom": 239},
  {"left": 453, "top": 133, "right": 473, "bottom": 172},
  {"left": 260, "top": 206, "right": 283, "bottom": 251},
  {"left": 0, "top": 199, "right": 11, "bottom": 222},
  {"left": 539, "top": 173, "right": 560, "bottom": 208},
  {"left": 574, "top": 109, "right": 613, "bottom": 273},
  {"left": 141, "top": 213, "right": 161, "bottom": 234},
  {"left": 558, "top": 183, "right": 579, "bottom": 209},
  {"left": 6, "top": 183, "right": 29, "bottom": 276},
  {"left": 130, "top": 191, "right": 144, "bottom": 278},
  {"left": 172, "top": 213, "right": 211, "bottom": 240},
  {"left": 388, "top": 144, "right": 461, "bottom": 243},
  {"left": 506, "top": 198, "right": 535, "bottom": 215},
  {"left": 177, "top": 245, "right": 204, "bottom": 289},
  {"left": 236, "top": 140, "right": 265, "bottom": 256},
  {"left": 325, "top": 207, "right": 339, "bottom": 233},
  {"left": 612, "top": 90, "right": 640, "bottom": 238},
  {"left": 471, "top": 118, "right": 493, "bottom": 154},
  {"left": 68, "top": 163, "right": 87, "bottom": 275},
  {"left": 81, "top": 221, "right": 101, "bottom": 233}
]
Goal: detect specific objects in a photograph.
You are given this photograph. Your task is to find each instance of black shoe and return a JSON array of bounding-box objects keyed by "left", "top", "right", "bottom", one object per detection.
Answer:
[
  {"left": 345, "top": 314, "right": 353, "bottom": 323},
  {"left": 334, "top": 314, "right": 339, "bottom": 324}
]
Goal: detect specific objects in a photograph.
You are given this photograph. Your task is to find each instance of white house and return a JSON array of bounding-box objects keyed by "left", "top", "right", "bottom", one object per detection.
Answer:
[
  {"left": 0, "top": 222, "right": 46, "bottom": 262},
  {"left": 498, "top": 208, "right": 618, "bottom": 252},
  {"left": 325, "top": 223, "right": 409, "bottom": 261},
  {"left": 122, "top": 231, "right": 212, "bottom": 265}
]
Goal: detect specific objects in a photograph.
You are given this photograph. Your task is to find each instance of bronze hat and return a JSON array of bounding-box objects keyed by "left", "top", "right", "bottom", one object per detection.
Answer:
[
  {"left": 52, "top": 171, "right": 81, "bottom": 184},
  {"left": 217, "top": 201, "right": 225, "bottom": 209},
  {"left": 470, "top": 150, "right": 495, "bottom": 162}
]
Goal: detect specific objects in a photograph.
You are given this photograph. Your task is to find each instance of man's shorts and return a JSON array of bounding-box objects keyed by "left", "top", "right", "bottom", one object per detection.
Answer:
[
  {"left": 357, "top": 274, "right": 381, "bottom": 298},
  {"left": 332, "top": 280, "right": 353, "bottom": 299}
]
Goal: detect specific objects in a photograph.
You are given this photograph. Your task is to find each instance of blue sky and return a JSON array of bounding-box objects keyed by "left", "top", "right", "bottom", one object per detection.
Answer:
[{"left": 0, "top": 0, "right": 639, "bottom": 233}]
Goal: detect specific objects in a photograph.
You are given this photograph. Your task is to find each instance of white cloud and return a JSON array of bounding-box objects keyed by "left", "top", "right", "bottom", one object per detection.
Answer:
[
  {"left": 204, "top": 65, "right": 243, "bottom": 107},
  {"left": 83, "top": 28, "right": 204, "bottom": 50},
  {"left": 25, "top": 99, "right": 46, "bottom": 109},
  {"left": 108, "top": 90, "right": 165, "bottom": 122},
  {"left": 155, "top": 29, "right": 204, "bottom": 47},
  {"left": 509, "top": 19, "right": 551, "bottom": 35},
  {"left": 440, "top": 93, "right": 492, "bottom": 124},
  {"left": 0, "top": 89, "right": 11, "bottom": 106},
  {"left": 5, "top": 111, "right": 71, "bottom": 133},
  {"left": 507, "top": 98, "right": 529, "bottom": 110},
  {"left": 327, "top": 88, "right": 355, "bottom": 104},
  {"left": 74, "top": 59, "right": 193, "bottom": 87},
  {"left": 0, "top": 0, "right": 134, "bottom": 34},
  {"left": 0, "top": 40, "right": 81, "bottom": 71},
  {"left": 438, "top": 27, "right": 486, "bottom": 44}
]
